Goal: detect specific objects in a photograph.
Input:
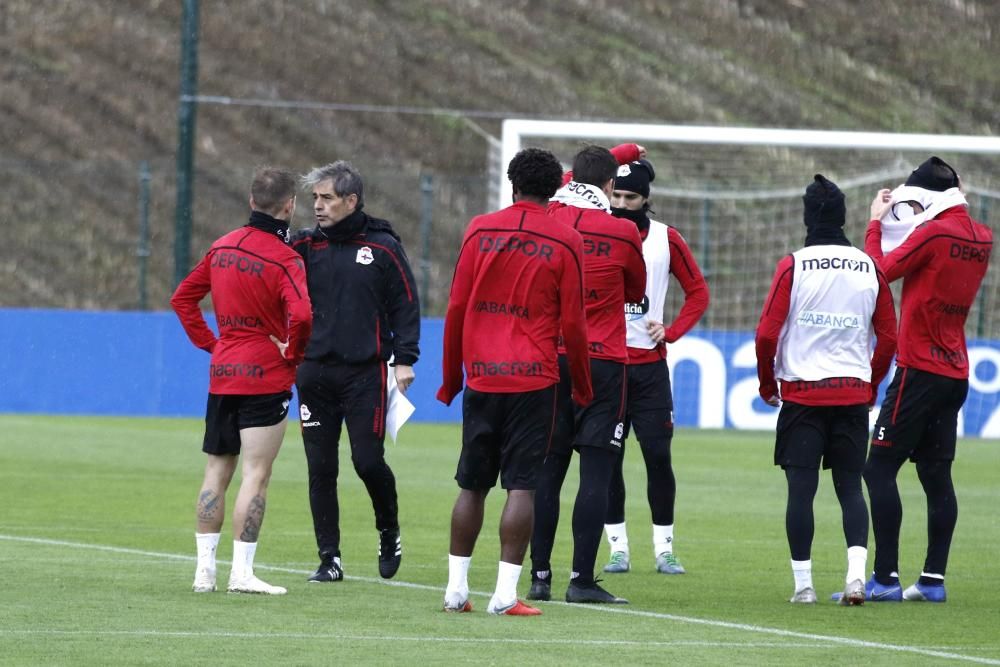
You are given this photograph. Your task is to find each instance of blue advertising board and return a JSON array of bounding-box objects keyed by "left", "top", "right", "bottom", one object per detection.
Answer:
[{"left": 2, "top": 309, "right": 998, "bottom": 437}]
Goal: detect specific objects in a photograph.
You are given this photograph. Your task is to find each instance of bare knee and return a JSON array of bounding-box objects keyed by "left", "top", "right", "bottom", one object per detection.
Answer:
[
  {"left": 203, "top": 454, "right": 238, "bottom": 490},
  {"left": 241, "top": 460, "right": 274, "bottom": 492}
]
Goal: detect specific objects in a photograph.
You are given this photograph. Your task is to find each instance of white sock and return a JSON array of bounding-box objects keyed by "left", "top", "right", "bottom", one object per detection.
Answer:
[
  {"left": 491, "top": 561, "right": 523, "bottom": 608},
  {"left": 846, "top": 546, "right": 867, "bottom": 584},
  {"left": 232, "top": 540, "right": 257, "bottom": 579},
  {"left": 920, "top": 571, "right": 945, "bottom": 581},
  {"left": 446, "top": 554, "right": 472, "bottom": 599},
  {"left": 653, "top": 524, "right": 674, "bottom": 556},
  {"left": 605, "top": 522, "right": 629, "bottom": 553},
  {"left": 791, "top": 559, "right": 813, "bottom": 592},
  {"left": 195, "top": 532, "right": 220, "bottom": 571}
]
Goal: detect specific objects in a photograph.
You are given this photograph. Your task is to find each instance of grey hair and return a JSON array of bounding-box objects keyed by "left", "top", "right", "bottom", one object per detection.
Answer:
[{"left": 301, "top": 160, "right": 364, "bottom": 208}]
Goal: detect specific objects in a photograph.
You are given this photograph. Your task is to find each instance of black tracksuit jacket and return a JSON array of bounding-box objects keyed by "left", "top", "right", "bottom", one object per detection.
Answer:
[{"left": 291, "top": 209, "right": 420, "bottom": 366}]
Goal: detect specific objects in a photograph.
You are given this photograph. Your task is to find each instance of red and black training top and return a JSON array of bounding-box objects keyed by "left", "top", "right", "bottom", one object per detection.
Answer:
[
  {"left": 548, "top": 202, "right": 646, "bottom": 364},
  {"left": 437, "top": 200, "right": 592, "bottom": 406},
  {"left": 865, "top": 205, "right": 992, "bottom": 379},
  {"left": 171, "top": 211, "right": 313, "bottom": 395}
]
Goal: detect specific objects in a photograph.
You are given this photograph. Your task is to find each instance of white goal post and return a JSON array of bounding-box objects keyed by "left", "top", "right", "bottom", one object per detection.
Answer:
[
  {"left": 494, "top": 119, "right": 1000, "bottom": 437},
  {"left": 498, "top": 119, "right": 1000, "bottom": 209}
]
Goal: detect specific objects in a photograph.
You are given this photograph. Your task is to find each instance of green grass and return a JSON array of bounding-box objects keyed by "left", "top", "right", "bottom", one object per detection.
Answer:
[{"left": 1, "top": 415, "right": 998, "bottom": 665}]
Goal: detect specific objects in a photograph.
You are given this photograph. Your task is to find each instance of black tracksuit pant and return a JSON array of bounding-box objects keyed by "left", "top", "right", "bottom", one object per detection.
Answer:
[{"left": 297, "top": 359, "right": 398, "bottom": 559}]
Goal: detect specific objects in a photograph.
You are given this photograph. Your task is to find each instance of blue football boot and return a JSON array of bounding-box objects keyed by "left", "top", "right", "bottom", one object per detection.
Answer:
[
  {"left": 830, "top": 575, "right": 902, "bottom": 602},
  {"left": 903, "top": 580, "right": 947, "bottom": 602}
]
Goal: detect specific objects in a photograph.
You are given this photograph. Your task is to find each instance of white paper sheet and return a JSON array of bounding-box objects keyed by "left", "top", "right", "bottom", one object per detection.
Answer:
[{"left": 385, "top": 363, "right": 415, "bottom": 443}]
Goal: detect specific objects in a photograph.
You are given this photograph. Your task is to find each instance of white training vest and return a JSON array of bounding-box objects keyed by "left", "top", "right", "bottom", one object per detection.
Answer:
[
  {"left": 625, "top": 220, "right": 670, "bottom": 349},
  {"left": 774, "top": 245, "right": 878, "bottom": 382}
]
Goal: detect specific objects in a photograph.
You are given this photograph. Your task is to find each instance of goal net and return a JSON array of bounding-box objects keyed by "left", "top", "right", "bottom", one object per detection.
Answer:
[{"left": 498, "top": 120, "right": 1000, "bottom": 436}]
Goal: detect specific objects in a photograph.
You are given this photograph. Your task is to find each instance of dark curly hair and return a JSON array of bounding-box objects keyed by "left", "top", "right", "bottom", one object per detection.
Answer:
[{"left": 507, "top": 147, "right": 563, "bottom": 200}]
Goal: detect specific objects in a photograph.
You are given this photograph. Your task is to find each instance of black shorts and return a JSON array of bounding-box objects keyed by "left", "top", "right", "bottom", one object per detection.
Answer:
[
  {"left": 202, "top": 391, "right": 292, "bottom": 456},
  {"left": 623, "top": 360, "right": 673, "bottom": 443},
  {"left": 455, "top": 385, "right": 557, "bottom": 491},
  {"left": 573, "top": 358, "right": 627, "bottom": 452},
  {"left": 774, "top": 402, "right": 869, "bottom": 471},
  {"left": 869, "top": 366, "right": 969, "bottom": 462}
]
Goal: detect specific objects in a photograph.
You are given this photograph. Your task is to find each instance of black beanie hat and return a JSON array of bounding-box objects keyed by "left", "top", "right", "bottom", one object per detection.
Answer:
[
  {"left": 904, "top": 156, "right": 959, "bottom": 192},
  {"left": 802, "top": 174, "right": 846, "bottom": 228},
  {"left": 614, "top": 159, "right": 655, "bottom": 198}
]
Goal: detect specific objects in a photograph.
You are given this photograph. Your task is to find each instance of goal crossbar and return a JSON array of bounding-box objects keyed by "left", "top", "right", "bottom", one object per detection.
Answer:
[{"left": 499, "top": 119, "right": 1000, "bottom": 208}]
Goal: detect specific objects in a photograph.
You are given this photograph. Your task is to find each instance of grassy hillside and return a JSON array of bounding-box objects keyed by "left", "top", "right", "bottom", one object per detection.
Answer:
[{"left": 2, "top": 0, "right": 998, "bottom": 311}]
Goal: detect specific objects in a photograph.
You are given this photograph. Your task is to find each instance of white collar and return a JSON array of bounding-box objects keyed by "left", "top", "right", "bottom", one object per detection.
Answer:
[{"left": 550, "top": 181, "right": 611, "bottom": 212}]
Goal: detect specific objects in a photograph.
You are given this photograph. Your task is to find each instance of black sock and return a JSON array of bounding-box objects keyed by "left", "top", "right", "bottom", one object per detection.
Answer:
[
  {"left": 874, "top": 572, "right": 899, "bottom": 586},
  {"left": 917, "top": 459, "right": 957, "bottom": 577},
  {"left": 530, "top": 451, "right": 572, "bottom": 574},
  {"left": 784, "top": 466, "right": 818, "bottom": 561},
  {"left": 918, "top": 575, "right": 944, "bottom": 587},
  {"left": 863, "top": 455, "right": 906, "bottom": 580},
  {"left": 570, "top": 448, "right": 617, "bottom": 584}
]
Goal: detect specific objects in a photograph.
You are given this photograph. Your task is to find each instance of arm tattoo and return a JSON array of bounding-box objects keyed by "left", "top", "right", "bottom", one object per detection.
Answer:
[{"left": 239, "top": 494, "right": 266, "bottom": 542}]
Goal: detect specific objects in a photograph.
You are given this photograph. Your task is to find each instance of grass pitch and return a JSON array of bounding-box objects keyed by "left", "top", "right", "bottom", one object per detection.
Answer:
[{"left": 1, "top": 414, "right": 998, "bottom": 665}]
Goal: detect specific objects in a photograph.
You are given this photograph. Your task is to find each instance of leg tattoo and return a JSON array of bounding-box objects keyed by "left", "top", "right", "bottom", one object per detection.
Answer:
[
  {"left": 240, "top": 494, "right": 266, "bottom": 542},
  {"left": 197, "top": 490, "right": 223, "bottom": 524}
]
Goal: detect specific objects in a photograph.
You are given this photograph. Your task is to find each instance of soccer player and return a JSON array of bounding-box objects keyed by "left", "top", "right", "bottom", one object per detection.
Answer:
[
  {"left": 171, "top": 166, "right": 312, "bottom": 595},
  {"left": 601, "top": 156, "right": 709, "bottom": 576},
  {"left": 528, "top": 145, "right": 647, "bottom": 605},
  {"left": 756, "top": 175, "right": 897, "bottom": 605},
  {"left": 860, "top": 157, "right": 992, "bottom": 603},
  {"left": 438, "top": 147, "right": 591, "bottom": 616},
  {"left": 292, "top": 161, "right": 420, "bottom": 584}
]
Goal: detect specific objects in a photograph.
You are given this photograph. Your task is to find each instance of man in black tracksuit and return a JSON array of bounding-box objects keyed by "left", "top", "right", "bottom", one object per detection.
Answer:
[{"left": 292, "top": 160, "right": 420, "bottom": 582}]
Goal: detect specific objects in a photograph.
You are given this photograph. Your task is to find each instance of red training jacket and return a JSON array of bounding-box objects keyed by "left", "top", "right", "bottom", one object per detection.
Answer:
[
  {"left": 437, "top": 200, "right": 592, "bottom": 406},
  {"left": 755, "top": 253, "right": 897, "bottom": 406},
  {"left": 171, "top": 222, "right": 312, "bottom": 394},
  {"left": 865, "top": 206, "right": 992, "bottom": 379},
  {"left": 548, "top": 202, "right": 646, "bottom": 364}
]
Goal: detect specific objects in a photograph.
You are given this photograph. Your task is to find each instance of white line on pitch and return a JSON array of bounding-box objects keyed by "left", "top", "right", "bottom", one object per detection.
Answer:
[
  {"left": 2, "top": 534, "right": 998, "bottom": 665},
  {"left": 0, "top": 534, "right": 452, "bottom": 594},
  {"left": 0, "top": 629, "right": 839, "bottom": 649}
]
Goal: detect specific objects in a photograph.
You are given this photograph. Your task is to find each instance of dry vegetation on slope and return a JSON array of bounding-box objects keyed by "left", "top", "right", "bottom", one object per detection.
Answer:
[{"left": 1, "top": 0, "right": 997, "bottom": 311}]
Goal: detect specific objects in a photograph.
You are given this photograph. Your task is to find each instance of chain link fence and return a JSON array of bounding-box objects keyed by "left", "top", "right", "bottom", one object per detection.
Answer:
[{"left": 2, "top": 155, "right": 996, "bottom": 341}]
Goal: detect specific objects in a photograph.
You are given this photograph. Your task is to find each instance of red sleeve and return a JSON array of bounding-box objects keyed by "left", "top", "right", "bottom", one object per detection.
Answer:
[
  {"left": 561, "top": 143, "right": 642, "bottom": 186},
  {"left": 865, "top": 218, "right": 932, "bottom": 283},
  {"left": 280, "top": 255, "right": 313, "bottom": 365},
  {"left": 610, "top": 143, "right": 641, "bottom": 166},
  {"left": 170, "top": 256, "right": 217, "bottom": 353},
  {"left": 869, "top": 268, "right": 898, "bottom": 403},
  {"left": 559, "top": 233, "right": 593, "bottom": 406},
  {"left": 755, "top": 255, "right": 794, "bottom": 400},
  {"left": 623, "top": 224, "right": 647, "bottom": 304},
  {"left": 863, "top": 219, "right": 884, "bottom": 263},
  {"left": 664, "top": 227, "right": 709, "bottom": 343},
  {"left": 436, "top": 227, "right": 477, "bottom": 405}
]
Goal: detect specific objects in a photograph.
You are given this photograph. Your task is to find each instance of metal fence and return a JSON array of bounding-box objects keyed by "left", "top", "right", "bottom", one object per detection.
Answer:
[{"left": 2, "top": 156, "right": 996, "bottom": 342}]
